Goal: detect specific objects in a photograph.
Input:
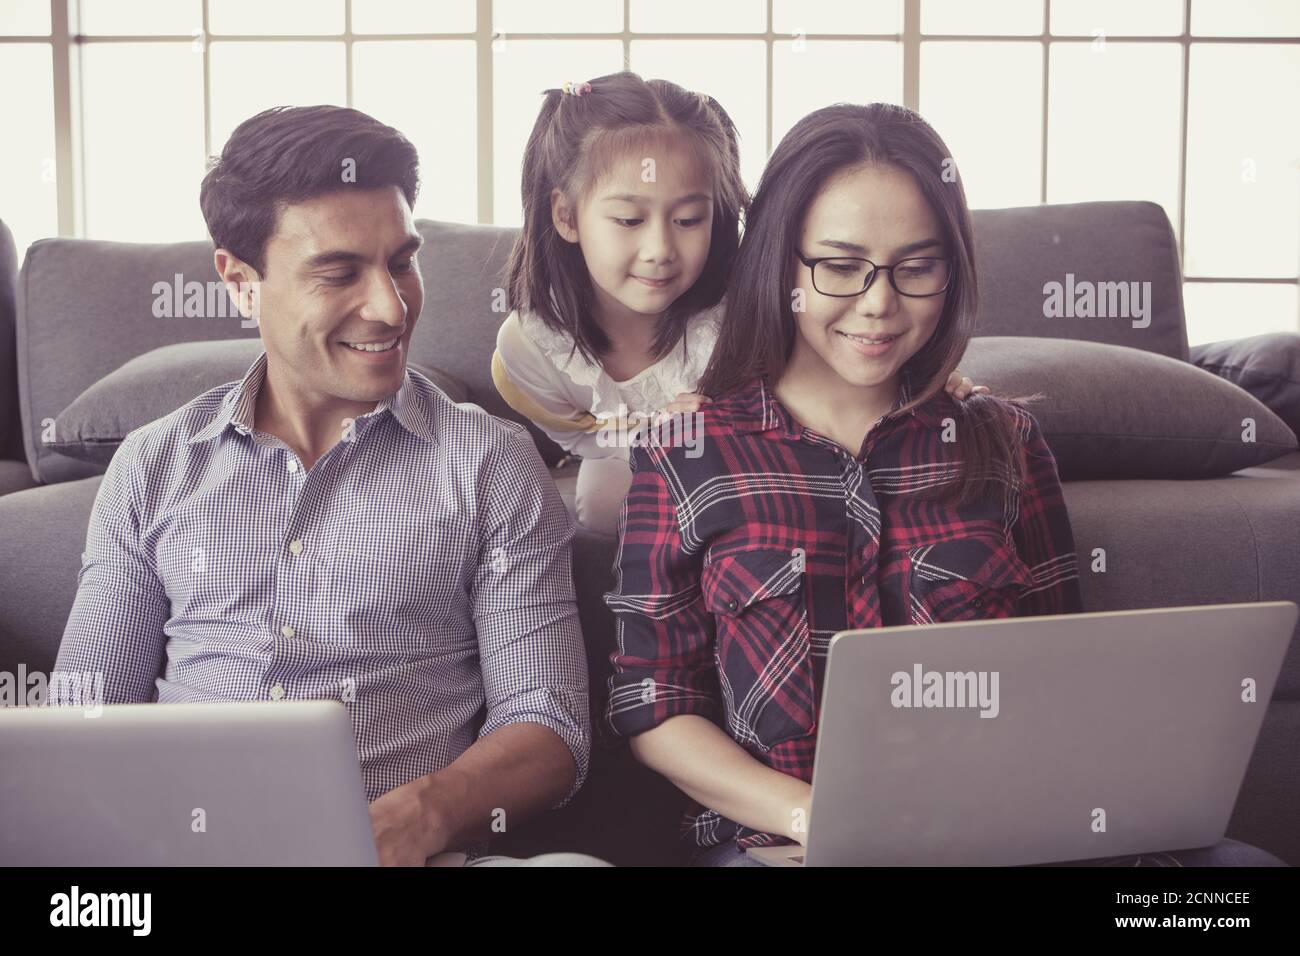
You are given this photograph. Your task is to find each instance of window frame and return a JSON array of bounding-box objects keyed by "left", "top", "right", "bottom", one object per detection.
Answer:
[{"left": 1, "top": 0, "right": 1294, "bottom": 324}]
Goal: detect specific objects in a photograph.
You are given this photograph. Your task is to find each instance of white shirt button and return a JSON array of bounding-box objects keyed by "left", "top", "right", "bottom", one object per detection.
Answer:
[
  {"left": 270, "top": 684, "right": 285, "bottom": 700},
  {"left": 280, "top": 625, "right": 295, "bottom": 638},
  {"left": 287, "top": 459, "right": 299, "bottom": 474},
  {"left": 288, "top": 539, "right": 303, "bottom": 555}
]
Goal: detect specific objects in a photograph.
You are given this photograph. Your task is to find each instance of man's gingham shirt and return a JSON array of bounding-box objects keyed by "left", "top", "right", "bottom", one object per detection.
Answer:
[
  {"left": 604, "top": 373, "right": 1082, "bottom": 851},
  {"left": 55, "top": 351, "right": 590, "bottom": 806}
]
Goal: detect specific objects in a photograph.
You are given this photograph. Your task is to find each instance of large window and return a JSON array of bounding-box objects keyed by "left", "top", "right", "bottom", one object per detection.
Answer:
[{"left": 1, "top": 0, "right": 1296, "bottom": 343}]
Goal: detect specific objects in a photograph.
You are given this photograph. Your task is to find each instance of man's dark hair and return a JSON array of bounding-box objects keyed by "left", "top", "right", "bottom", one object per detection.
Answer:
[{"left": 200, "top": 105, "right": 420, "bottom": 275}]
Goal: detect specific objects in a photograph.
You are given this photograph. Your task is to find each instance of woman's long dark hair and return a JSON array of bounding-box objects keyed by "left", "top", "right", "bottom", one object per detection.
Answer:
[
  {"left": 697, "top": 102, "right": 1042, "bottom": 507},
  {"left": 506, "top": 70, "right": 748, "bottom": 366}
]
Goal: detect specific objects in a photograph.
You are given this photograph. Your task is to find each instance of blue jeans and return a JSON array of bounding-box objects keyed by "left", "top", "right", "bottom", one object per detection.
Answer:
[{"left": 690, "top": 838, "right": 1289, "bottom": 868}]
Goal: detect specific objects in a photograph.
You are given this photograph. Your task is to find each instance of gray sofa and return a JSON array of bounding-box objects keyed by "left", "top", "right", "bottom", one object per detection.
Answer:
[
  {"left": 1, "top": 200, "right": 1298, "bottom": 865},
  {"left": 0, "top": 220, "right": 36, "bottom": 496}
]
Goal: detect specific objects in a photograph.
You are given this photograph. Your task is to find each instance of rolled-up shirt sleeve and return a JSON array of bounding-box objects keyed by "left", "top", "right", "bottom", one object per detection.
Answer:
[
  {"left": 54, "top": 429, "right": 169, "bottom": 703},
  {"left": 1011, "top": 409, "right": 1084, "bottom": 617},
  {"left": 471, "top": 425, "right": 591, "bottom": 808},
  {"left": 603, "top": 443, "right": 721, "bottom": 738}
]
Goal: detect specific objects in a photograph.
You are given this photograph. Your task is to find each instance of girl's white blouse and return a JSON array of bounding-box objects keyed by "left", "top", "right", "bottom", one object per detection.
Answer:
[{"left": 493, "top": 301, "right": 724, "bottom": 460}]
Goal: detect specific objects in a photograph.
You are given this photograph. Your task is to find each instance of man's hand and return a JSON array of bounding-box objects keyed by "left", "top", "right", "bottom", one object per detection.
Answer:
[
  {"left": 367, "top": 724, "right": 576, "bottom": 866},
  {"left": 945, "top": 369, "right": 989, "bottom": 400},
  {"left": 368, "top": 774, "right": 447, "bottom": 866}
]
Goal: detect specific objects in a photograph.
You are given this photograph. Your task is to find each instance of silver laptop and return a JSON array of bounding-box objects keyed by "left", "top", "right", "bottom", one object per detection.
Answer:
[
  {"left": 747, "top": 602, "right": 1297, "bottom": 867},
  {"left": 0, "top": 699, "right": 378, "bottom": 866}
]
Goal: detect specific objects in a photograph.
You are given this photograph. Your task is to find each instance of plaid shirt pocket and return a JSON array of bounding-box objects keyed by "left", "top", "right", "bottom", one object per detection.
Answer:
[
  {"left": 702, "top": 547, "right": 817, "bottom": 753},
  {"left": 905, "top": 535, "right": 1036, "bottom": 626}
]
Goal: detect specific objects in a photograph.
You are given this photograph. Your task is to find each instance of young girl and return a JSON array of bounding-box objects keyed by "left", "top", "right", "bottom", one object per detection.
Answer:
[
  {"left": 603, "top": 102, "right": 1285, "bottom": 868},
  {"left": 491, "top": 72, "right": 985, "bottom": 533}
]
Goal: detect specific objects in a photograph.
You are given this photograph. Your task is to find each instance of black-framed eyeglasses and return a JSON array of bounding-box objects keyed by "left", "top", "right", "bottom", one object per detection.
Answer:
[{"left": 797, "top": 251, "right": 952, "bottom": 298}]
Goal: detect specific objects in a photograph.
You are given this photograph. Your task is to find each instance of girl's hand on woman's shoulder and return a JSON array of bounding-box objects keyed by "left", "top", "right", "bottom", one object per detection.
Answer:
[
  {"left": 945, "top": 369, "right": 991, "bottom": 401},
  {"left": 655, "top": 392, "right": 714, "bottom": 424}
]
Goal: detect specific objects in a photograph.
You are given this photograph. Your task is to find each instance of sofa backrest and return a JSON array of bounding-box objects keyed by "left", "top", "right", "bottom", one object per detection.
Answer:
[
  {"left": 0, "top": 219, "right": 21, "bottom": 463},
  {"left": 972, "top": 200, "right": 1188, "bottom": 361},
  {"left": 406, "top": 221, "right": 564, "bottom": 463},
  {"left": 15, "top": 201, "right": 1187, "bottom": 484}
]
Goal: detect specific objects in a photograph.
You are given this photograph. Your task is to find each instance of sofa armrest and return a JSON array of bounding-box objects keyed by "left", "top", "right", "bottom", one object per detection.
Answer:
[{"left": 0, "top": 476, "right": 101, "bottom": 676}]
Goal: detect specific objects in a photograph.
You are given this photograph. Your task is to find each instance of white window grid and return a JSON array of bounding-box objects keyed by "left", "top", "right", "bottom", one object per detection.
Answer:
[{"left": 1, "top": 0, "right": 1296, "bottom": 301}]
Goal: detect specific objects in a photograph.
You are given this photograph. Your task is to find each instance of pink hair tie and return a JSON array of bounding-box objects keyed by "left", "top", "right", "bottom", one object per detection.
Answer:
[{"left": 561, "top": 80, "right": 593, "bottom": 97}]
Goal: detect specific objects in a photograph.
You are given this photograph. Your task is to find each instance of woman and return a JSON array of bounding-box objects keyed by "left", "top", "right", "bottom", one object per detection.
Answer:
[{"left": 603, "top": 102, "right": 1285, "bottom": 868}]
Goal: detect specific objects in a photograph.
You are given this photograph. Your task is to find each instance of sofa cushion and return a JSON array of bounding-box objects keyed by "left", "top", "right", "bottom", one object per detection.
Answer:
[
  {"left": 18, "top": 235, "right": 228, "bottom": 483},
  {"left": 971, "top": 201, "right": 1188, "bottom": 362},
  {"left": 0, "top": 458, "right": 36, "bottom": 496},
  {"left": 51, "top": 339, "right": 469, "bottom": 466},
  {"left": 1191, "top": 333, "right": 1300, "bottom": 441},
  {"left": 960, "top": 337, "right": 1297, "bottom": 480}
]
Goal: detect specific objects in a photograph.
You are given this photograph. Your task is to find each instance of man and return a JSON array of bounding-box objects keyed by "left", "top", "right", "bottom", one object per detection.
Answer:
[{"left": 55, "top": 105, "right": 601, "bottom": 867}]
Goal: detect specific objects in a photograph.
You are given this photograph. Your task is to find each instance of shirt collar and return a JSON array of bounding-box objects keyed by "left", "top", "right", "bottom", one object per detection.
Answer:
[
  {"left": 188, "top": 350, "right": 438, "bottom": 446},
  {"left": 726, "top": 364, "right": 942, "bottom": 437}
]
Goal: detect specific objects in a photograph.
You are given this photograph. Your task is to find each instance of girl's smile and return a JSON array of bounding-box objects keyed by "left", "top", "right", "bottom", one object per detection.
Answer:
[{"left": 632, "top": 274, "right": 677, "bottom": 289}]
